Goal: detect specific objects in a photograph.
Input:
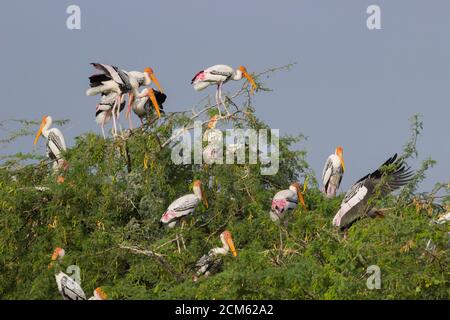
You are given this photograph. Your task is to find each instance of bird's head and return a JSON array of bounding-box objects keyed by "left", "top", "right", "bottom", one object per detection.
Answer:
[
  {"left": 290, "top": 181, "right": 307, "bottom": 210},
  {"left": 34, "top": 115, "right": 50, "bottom": 145},
  {"left": 221, "top": 230, "right": 237, "bottom": 257},
  {"left": 144, "top": 67, "right": 163, "bottom": 93},
  {"left": 51, "top": 247, "right": 65, "bottom": 261},
  {"left": 207, "top": 115, "right": 219, "bottom": 129},
  {"left": 193, "top": 180, "right": 208, "bottom": 209},
  {"left": 238, "top": 66, "right": 257, "bottom": 95},
  {"left": 335, "top": 146, "right": 345, "bottom": 172},
  {"left": 48, "top": 247, "right": 65, "bottom": 269},
  {"left": 94, "top": 287, "right": 108, "bottom": 300}
]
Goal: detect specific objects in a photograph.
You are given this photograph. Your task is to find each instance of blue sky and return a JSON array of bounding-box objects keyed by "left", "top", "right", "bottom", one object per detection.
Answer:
[{"left": 1, "top": 0, "right": 449, "bottom": 192}]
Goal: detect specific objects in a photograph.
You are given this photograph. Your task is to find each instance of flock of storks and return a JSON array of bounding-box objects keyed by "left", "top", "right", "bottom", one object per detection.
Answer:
[{"left": 33, "top": 62, "right": 417, "bottom": 300}]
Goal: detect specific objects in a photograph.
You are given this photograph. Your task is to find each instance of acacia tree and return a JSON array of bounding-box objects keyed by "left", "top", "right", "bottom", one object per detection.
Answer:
[{"left": 0, "top": 66, "right": 448, "bottom": 300}]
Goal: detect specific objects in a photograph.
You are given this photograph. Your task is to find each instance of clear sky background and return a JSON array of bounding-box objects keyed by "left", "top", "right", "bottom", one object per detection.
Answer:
[{"left": 1, "top": 0, "right": 449, "bottom": 192}]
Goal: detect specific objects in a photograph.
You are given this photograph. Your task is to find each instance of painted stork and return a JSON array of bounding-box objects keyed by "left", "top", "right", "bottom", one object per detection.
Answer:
[
  {"left": 191, "top": 65, "right": 257, "bottom": 116},
  {"left": 49, "top": 247, "right": 86, "bottom": 300},
  {"left": 88, "top": 287, "right": 108, "bottom": 300},
  {"left": 203, "top": 115, "right": 223, "bottom": 164},
  {"left": 160, "top": 180, "right": 208, "bottom": 252},
  {"left": 332, "top": 153, "right": 414, "bottom": 230},
  {"left": 132, "top": 88, "right": 166, "bottom": 124},
  {"left": 87, "top": 63, "right": 162, "bottom": 134},
  {"left": 34, "top": 116, "right": 67, "bottom": 172},
  {"left": 322, "top": 146, "right": 345, "bottom": 198},
  {"left": 193, "top": 230, "right": 237, "bottom": 282},
  {"left": 95, "top": 92, "right": 126, "bottom": 138},
  {"left": 270, "top": 182, "right": 307, "bottom": 222}
]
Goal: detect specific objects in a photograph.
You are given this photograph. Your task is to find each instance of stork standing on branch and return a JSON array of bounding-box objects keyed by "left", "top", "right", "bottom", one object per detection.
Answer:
[
  {"left": 160, "top": 180, "right": 209, "bottom": 252},
  {"left": 191, "top": 65, "right": 257, "bottom": 117},
  {"left": 322, "top": 146, "right": 345, "bottom": 198},
  {"left": 132, "top": 88, "right": 166, "bottom": 125},
  {"left": 34, "top": 116, "right": 68, "bottom": 177},
  {"left": 193, "top": 230, "right": 237, "bottom": 282}
]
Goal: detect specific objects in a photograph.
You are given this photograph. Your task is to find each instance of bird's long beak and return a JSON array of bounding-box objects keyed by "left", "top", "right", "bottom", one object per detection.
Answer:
[
  {"left": 150, "top": 74, "right": 163, "bottom": 93},
  {"left": 34, "top": 117, "right": 47, "bottom": 145},
  {"left": 51, "top": 251, "right": 59, "bottom": 262},
  {"left": 339, "top": 155, "right": 345, "bottom": 172},
  {"left": 201, "top": 186, "right": 209, "bottom": 209},
  {"left": 303, "top": 177, "right": 309, "bottom": 193},
  {"left": 297, "top": 190, "right": 307, "bottom": 211},
  {"left": 147, "top": 88, "right": 161, "bottom": 118},
  {"left": 226, "top": 236, "right": 237, "bottom": 257},
  {"left": 242, "top": 70, "right": 257, "bottom": 95}
]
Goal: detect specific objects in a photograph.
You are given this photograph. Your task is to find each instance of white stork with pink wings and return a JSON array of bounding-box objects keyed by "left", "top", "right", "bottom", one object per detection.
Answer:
[
  {"left": 270, "top": 182, "right": 307, "bottom": 223},
  {"left": 160, "top": 180, "right": 208, "bottom": 252},
  {"left": 191, "top": 65, "right": 257, "bottom": 116}
]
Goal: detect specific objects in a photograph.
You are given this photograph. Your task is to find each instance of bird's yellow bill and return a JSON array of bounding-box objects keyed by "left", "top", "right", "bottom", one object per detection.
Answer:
[
  {"left": 208, "top": 115, "right": 218, "bottom": 129},
  {"left": 297, "top": 191, "right": 307, "bottom": 211},
  {"left": 147, "top": 88, "right": 161, "bottom": 118},
  {"left": 95, "top": 287, "right": 108, "bottom": 300},
  {"left": 150, "top": 74, "right": 163, "bottom": 93},
  {"left": 226, "top": 237, "right": 238, "bottom": 257},
  {"left": 51, "top": 251, "right": 59, "bottom": 261},
  {"left": 339, "top": 156, "right": 345, "bottom": 172},
  {"left": 201, "top": 186, "right": 209, "bottom": 209},
  {"left": 303, "top": 177, "right": 309, "bottom": 193},
  {"left": 242, "top": 71, "right": 257, "bottom": 95},
  {"left": 34, "top": 116, "right": 47, "bottom": 145}
]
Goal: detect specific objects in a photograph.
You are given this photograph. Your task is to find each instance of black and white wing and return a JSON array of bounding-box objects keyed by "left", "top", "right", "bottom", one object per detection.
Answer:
[
  {"left": 90, "top": 63, "right": 131, "bottom": 91},
  {"left": 322, "top": 156, "right": 333, "bottom": 188},
  {"left": 333, "top": 154, "right": 414, "bottom": 229},
  {"left": 55, "top": 272, "right": 86, "bottom": 300},
  {"left": 47, "top": 129, "right": 66, "bottom": 161},
  {"left": 195, "top": 251, "right": 222, "bottom": 279}
]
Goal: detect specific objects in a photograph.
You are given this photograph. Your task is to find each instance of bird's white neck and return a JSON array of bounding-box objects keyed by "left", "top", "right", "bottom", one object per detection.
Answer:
[
  {"left": 41, "top": 121, "right": 52, "bottom": 138},
  {"left": 232, "top": 69, "right": 243, "bottom": 81},
  {"left": 193, "top": 185, "right": 203, "bottom": 200},
  {"left": 210, "top": 236, "right": 230, "bottom": 256}
]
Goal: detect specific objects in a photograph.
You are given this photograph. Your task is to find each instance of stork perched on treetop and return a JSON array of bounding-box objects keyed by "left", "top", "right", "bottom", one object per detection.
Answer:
[
  {"left": 49, "top": 247, "right": 86, "bottom": 300},
  {"left": 270, "top": 181, "right": 307, "bottom": 223},
  {"left": 132, "top": 88, "right": 166, "bottom": 124},
  {"left": 193, "top": 230, "right": 237, "bottom": 282},
  {"left": 332, "top": 153, "right": 414, "bottom": 230},
  {"left": 160, "top": 180, "right": 208, "bottom": 252},
  {"left": 322, "top": 146, "right": 345, "bottom": 198},
  {"left": 34, "top": 116, "right": 68, "bottom": 181},
  {"left": 191, "top": 65, "right": 257, "bottom": 116}
]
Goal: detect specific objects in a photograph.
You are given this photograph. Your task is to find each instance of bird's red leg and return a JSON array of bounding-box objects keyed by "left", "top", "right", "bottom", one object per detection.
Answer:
[
  {"left": 126, "top": 93, "right": 134, "bottom": 130},
  {"left": 216, "top": 84, "right": 222, "bottom": 117},
  {"left": 111, "top": 96, "right": 118, "bottom": 136}
]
